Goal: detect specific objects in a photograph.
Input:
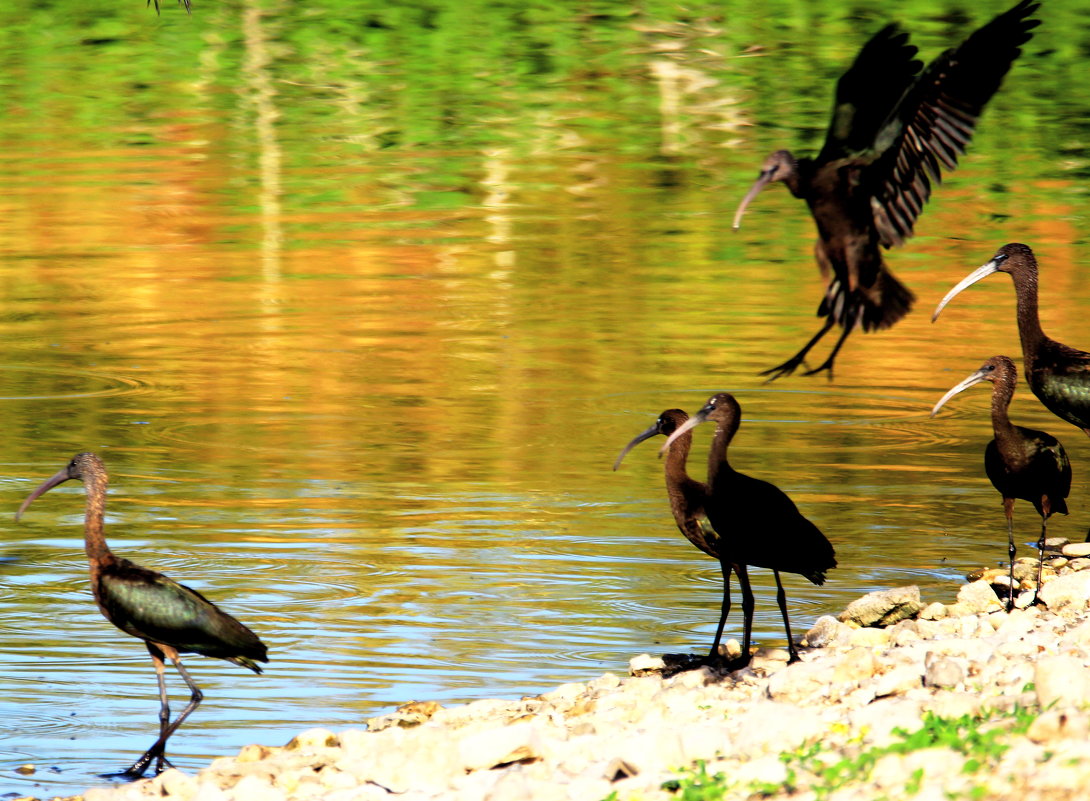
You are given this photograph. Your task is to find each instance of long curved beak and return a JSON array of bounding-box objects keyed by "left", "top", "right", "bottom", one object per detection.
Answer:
[
  {"left": 613, "top": 424, "right": 660, "bottom": 471},
  {"left": 732, "top": 171, "right": 773, "bottom": 230},
  {"left": 15, "top": 467, "right": 71, "bottom": 522},
  {"left": 932, "top": 261, "right": 1000, "bottom": 322},
  {"left": 659, "top": 406, "right": 709, "bottom": 456},
  {"left": 930, "top": 369, "right": 990, "bottom": 417}
]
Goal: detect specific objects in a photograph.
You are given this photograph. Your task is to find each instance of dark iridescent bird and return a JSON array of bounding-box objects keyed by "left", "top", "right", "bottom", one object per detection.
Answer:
[
  {"left": 149, "top": 0, "right": 191, "bottom": 13},
  {"left": 734, "top": 0, "right": 1039, "bottom": 380},
  {"left": 660, "top": 393, "right": 836, "bottom": 663},
  {"left": 614, "top": 409, "right": 755, "bottom": 665},
  {"left": 16, "top": 453, "right": 267, "bottom": 779},
  {"left": 934, "top": 243, "right": 1090, "bottom": 438},
  {"left": 931, "top": 356, "right": 1070, "bottom": 610}
]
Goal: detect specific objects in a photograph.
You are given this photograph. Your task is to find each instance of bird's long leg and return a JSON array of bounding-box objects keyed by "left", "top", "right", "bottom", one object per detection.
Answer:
[
  {"left": 759, "top": 316, "right": 836, "bottom": 382},
  {"left": 801, "top": 316, "right": 855, "bottom": 379},
  {"left": 1004, "top": 497, "right": 1016, "bottom": 612},
  {"left": 148, "top": 643, "right": 176, "bottom": 774},
  {"left": 735, "top": 563, "right": 754, "bottom": 669},
  {"left": 802, "top": 303, "right": 865, "bottom": 379},
  {"left": 708, "top": 558, "right": 732, "bottom": 663},
  {"left": 1034, "top": 498, "right": 1052, "bottom": 606},
  {"left": 772, "top": 569, "right": 800, "bottom": 663},
  {"left": 118, "top": 646, "right": 203, "bottom": 780}
]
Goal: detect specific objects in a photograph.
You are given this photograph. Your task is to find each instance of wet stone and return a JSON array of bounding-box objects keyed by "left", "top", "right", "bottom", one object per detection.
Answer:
[
  {"left": 1061, "top": 542, "right": 1090, "bottom": 559},
  {"left": 839, "top": 585, "right": 922, "bottom": 627}
]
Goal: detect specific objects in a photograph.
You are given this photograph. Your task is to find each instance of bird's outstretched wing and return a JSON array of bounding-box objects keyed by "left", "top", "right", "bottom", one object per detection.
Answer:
[
  {"left": 868, "top": 0, "right": 1039, "bottom": 247},
  {"left": 816, "top": 24, "right": 922, "bottom": 165}
]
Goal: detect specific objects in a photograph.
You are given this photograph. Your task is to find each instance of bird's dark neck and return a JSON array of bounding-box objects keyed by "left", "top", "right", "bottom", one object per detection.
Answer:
[
  {"left": 82, "top": 473, "right": 114, "bottom": 568},
  {"left": 663, "top": 429, "right": 695, "bottom": 492},
  {"left": 1011, "top": 268, "right": 1048, "bottom": 363},
  {"left": 989, "top": 375, "right": 1020, "bottom": 447},
  {"left": 706, "top": 419, "right": 738, "bottom": 484}
]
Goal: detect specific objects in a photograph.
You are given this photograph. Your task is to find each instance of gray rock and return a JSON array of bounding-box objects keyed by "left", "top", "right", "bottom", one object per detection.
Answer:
[
  {"left": 766, "top": 660, "right": 835, "bottom": 704},
  {"left": 1061, "top": 542, "right": 1090, "bottom": 558},
  {"left": 1039, "top": 572, "right": 1090, "bottom": 615},
  {"left": 832, "top": 647, "right": 879, "bottom": 684},
  {"left": 730, "top": 702, "right": 826, "bottom": 756},
  {"left": 628, "top": 653, "right": 666, "bottom": 675},
  {"left": 956, "top": 580, "right": 1003, "bottom": 614},
  {"left": 849, "top": 698, "right": 924, "bottom": 747},
  {"left": 1027, "top": 709, "right": 1090, "bottom": 744},
  {"left": 803, "top": 615, "right": 841, "bottom": 647},
  {"left": 155, "top": 769, "right": 197, "bottom": 800},
  {"left": 839, "top": 585, "right": 922, "bottom": 627},
  {"left": 873, "top": 665, "right": 922, "bottom": 698},
  {"left": 1035, "top": 656, "right": 1090, "bottom": 708},
  {"left": 918, "top": 602, "right": 947, "bottom": 621},
  {"left": 847, "top": 627, "right": 892, "bottom": 647},
  {"left": 458, "top": 721, "right": 543, "bottom": 771},
  {"left": 924, "top": 656, "right": 964, "bottom": 689}
]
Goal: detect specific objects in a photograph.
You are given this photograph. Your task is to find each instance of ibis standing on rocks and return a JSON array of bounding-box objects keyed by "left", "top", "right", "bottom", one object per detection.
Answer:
[
  {"left": 615, "top": 410, "right": 755, "bottom": 666},
  {"left": 931, "top": 356, "right": 1071, "bottom": 609},
  {"left": 660, "top": 393, "right": 836, "bottom": 662}
]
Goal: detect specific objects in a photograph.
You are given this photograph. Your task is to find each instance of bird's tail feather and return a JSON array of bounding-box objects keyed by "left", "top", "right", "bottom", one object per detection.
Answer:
[{"left": 818, "top": 266, "right": 914, "bottom": 333}]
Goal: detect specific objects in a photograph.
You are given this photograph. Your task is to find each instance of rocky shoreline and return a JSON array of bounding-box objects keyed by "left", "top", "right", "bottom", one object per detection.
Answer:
[{"left": 24, "top": 541, "right": 1090, "bottom": 801}]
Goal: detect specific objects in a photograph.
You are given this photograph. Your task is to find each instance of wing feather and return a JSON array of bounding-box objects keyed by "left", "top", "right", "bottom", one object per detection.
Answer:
[{"left": 870, "top": 1, "right": 1039, "bottom": 247}]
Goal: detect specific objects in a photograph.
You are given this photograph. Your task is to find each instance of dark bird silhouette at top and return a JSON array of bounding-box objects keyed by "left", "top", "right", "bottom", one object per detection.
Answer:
[
  {"left": 660, "top": 393, "right": 836, "bottom": 662},
  {"left": 614, "top": 409, "right": 755, "bottom": 666},
  {"left": 734, "top": 0, "right": 1039, "bottom": 381},
  {"left": 934, "top": 243, "right": 1090, "bottom": 439},
  {"left": 16, "top": 453, "right": 267, "bottom": 780},
  {"left": 931, "top": 355, "right": 1070, "bottom": 610},
  {"left": 150, "top": 0, "right": 191, "bottom": 13}
]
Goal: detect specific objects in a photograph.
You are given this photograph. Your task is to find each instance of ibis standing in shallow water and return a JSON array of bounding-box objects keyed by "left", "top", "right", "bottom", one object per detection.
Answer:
[
  {"left": 16, "top": 453, "right": 268, "bottom": 779},
  {"left": 734, "top": 0, "right": 1038, "bottom": 380},
  {"left": 614, "top": 410, "right": 755, "bottom": 666},
  {"left": 660, "top": 393, "right": 836, "bottom": 663},
  {"left": 931, "top": 356, "right": 1071, "bottom": 610},
  {"left": 934, "top": 243, "right": 1090, "bottom": 437}
]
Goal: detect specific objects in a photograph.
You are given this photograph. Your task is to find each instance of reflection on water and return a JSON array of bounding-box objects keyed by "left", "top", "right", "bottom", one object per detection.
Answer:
[{"left": 1, "top": 0, "right": 1090, "bottom": 796}]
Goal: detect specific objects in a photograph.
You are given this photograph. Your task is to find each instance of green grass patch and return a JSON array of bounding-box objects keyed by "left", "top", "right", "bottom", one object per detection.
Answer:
[{"left": 658, "top": 706, "right": 1038, "bottom": 801}]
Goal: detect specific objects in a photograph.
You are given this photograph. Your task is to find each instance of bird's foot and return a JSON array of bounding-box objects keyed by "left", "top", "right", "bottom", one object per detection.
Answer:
[
  {"left": 800, "top": 358, "right": 835, "bottom": 380},
  {"left": 155, "top": 755, "right": 176, "bottom": 775},
  {"left": 105, "top": 746, "right": 163, "bottom": 781},
  {"left": 100, "top": 766, "right": 151, "bottom": 781},
  {"left": 759, "top": 355, "right": 809, "bottom": 383},
  {"left": 720, "top": 653, "right": 752, "bottom": 672}
]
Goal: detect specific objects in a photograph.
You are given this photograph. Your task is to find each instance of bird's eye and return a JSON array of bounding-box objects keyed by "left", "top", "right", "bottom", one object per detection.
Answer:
[
  {"left": 994, "top": 253, "right": 1009, "bottom": 265},
  {"left": 986, "top": 365, "right": 996, "bottom": 372}
]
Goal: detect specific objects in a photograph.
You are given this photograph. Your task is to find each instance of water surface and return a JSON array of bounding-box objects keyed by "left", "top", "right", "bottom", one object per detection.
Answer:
[{"left": 2, "top": 0, "right": 1090, "bottom": 796}]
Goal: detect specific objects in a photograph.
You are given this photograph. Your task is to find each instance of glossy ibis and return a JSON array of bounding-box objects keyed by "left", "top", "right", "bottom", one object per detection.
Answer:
[
  {"left": 660, "top": 393, "right": 836, "bottom": 662},
  {"left": 15, "top": 453, "right": 267, "bottom": 779},
  {"left": 931, "top": 356, "right": 1070, "bottom": 609},
  {"left": 734, "top": 1, "right": 1039, "bottom": 380},
  {"left": 614, "top": 410, "right": 754, "bottom": 665},
  {"left": 934, "top": 243, "right": 1090, "bottom": 438}
]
